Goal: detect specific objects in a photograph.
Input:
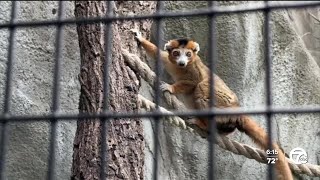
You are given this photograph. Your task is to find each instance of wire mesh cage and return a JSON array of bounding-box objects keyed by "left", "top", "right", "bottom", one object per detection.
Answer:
[{"left": 0, "top": 1, "right": 320, "bottom": 180}]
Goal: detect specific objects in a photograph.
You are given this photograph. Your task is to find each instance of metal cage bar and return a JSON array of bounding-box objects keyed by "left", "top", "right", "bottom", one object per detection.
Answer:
[
  {"left": 0, "top": 105, "right": 320, "bottom": 122},
  {"left": 263, "top": 1, "right": 275, "bottom": 180},
  {"left": 100, "top": 1, "right": 114, "bottom": 179},
  {"left": 153, "top": 1, "right": 165, "bottom": 180},
  {"left": 47, "top": 2, "right": 65, "bottom": 180},
  {"left": 207, "top": 1, "right": 218, "bottom": 180},
  {"left": 0, "top": 2, "right": 17, "bottom": 180},
  {"left": 0, "top": 1, "right": 320, "bottom": 29},
  {"left": 0, "top": 1, "right": 319, "bottom": 180},
  {"left": 1, "top": 105, "right": 320, "bottom": 122}
]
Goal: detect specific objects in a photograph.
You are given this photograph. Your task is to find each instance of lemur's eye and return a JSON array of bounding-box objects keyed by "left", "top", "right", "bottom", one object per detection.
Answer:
[
  {"left": 186, "top": 52, "right": 192, "bottom": 57},
  {"left": 172, "top": 51, "right": 180, "bottom": 57}
]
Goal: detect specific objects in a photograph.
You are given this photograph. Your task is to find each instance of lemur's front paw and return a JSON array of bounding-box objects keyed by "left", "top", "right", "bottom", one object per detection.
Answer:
[
  {"left": 130, "top": 29, "right": 142, "bottom": 42},
  {"left": 160, "top": 83, "right": 173, "bottom": 93}
]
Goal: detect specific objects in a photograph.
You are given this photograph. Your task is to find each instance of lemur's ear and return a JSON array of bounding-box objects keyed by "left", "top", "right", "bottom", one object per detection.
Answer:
[
  {"left": 164, "top": 41, "right": 172, "bottom": 51},
  {"left": 193, "top": 42, "right": 200, "bottom": 54}
]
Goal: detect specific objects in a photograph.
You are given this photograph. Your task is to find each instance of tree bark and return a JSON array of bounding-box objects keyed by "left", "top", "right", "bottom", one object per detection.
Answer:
[{"left": 71, "top": 1, "right": 156, "bottom": 180}]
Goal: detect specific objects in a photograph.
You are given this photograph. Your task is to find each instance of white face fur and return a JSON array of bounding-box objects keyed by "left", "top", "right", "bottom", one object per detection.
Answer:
[
  {"left": 164, "top": 41, "right": 200, "bottom": 68},
  {"left": 172, "top": 48, "right": 192, "bottom": 67}
]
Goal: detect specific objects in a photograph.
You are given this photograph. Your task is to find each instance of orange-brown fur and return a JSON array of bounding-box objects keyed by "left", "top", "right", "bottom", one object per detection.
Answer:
[{"left": 132, "top": 31, "right": 292, "bottom": 180}]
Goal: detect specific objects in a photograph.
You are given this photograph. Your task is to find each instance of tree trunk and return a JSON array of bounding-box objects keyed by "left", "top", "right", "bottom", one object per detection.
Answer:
[{"left": 71, "top": 1, "right": 156, "bottom": 180}]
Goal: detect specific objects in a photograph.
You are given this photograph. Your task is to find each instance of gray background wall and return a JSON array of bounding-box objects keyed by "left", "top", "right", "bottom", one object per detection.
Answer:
[{"left": 0, "top": 1, "right": 79, "bottom": 179}]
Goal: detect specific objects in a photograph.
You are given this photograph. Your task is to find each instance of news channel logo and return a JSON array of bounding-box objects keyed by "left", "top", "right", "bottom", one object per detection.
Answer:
[{"left": 289, "top": 147, "right": 308, "bottom": 164}]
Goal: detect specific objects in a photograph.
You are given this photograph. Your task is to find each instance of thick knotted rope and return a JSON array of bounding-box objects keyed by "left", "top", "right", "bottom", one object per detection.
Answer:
[{"left": 123, "top": 48, "right": 320, "bottom": 177}]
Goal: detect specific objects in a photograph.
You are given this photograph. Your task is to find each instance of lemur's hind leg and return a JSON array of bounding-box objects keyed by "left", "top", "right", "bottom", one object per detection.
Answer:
[{"left": 191, "top": 80, "right": 237, "bottom": 135}]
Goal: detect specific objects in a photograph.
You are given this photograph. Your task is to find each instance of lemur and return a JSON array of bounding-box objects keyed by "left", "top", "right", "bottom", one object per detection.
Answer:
[{"left": 130, "top": 29, "right": 293, "bottom": 180}]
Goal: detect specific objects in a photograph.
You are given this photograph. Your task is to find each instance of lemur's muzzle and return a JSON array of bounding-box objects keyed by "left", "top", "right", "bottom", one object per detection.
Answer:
[{"left": 178, "top": 61, "right": 186, "bottom": 67}]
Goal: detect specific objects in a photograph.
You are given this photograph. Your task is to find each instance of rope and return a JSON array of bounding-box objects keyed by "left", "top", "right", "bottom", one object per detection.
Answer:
[
  {"left": 138, "top": 95, "right": 320, "bottom": 177},
  {"left": 122, "top": 48, "right": 320, "bottom": 177}
]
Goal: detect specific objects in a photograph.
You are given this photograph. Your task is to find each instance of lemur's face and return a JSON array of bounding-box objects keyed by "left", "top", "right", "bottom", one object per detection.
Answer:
[{"left": 164, "top": 39, "right": 200, "bottom": 68}]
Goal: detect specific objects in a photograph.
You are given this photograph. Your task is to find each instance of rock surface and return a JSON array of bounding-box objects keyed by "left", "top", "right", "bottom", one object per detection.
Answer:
[{"left": 0, "top": 2, "right": 79, "bottom": 179}]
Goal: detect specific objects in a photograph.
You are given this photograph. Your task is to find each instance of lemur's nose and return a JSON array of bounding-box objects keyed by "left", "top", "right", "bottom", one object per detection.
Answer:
[{"left": 178, "top": 62, "right": 185, "bottom": 66}]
